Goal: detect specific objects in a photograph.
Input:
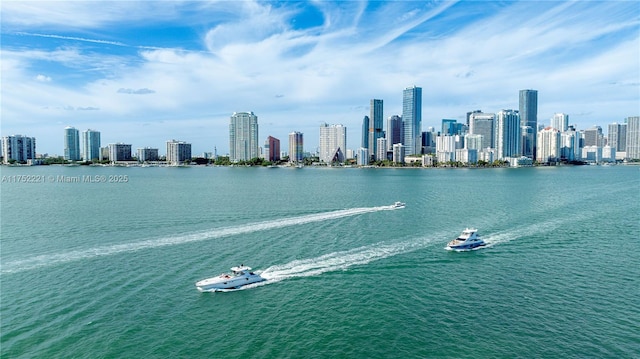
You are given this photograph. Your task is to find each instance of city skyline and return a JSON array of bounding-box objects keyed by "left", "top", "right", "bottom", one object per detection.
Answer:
[{"left": 1, "top": 1, "right": 639, "bottom": 155}]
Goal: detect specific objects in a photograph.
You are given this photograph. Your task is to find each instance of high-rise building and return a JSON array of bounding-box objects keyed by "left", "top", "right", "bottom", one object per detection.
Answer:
[
  {"left": 495, "top": 109, "right": 521, "bottom": 160},
  {"left": 519, "top": 89, "right": 538, "bottom": 159},
  {"left": 2, "top": 135, "right": 36, "bottom": 164},
  {"left": 441, "top": 119, "right": 457, "bottom": 136},
  {"left": 137, "top": 147, "right": 159, "bottom": 162},
  {"left": 319, "top": 123, "right": 346, "bottom": 164},
  {"left": 265, "top": 136, "right": 280, "bottom": 162},
  {"left": 561, "top": 127, "right": 580, "bottom": 161},
  {"left": 81, "top": 129, "right": 101, "bottom": 161},
  {"left": 386, "top": 115, "right": 402, "bottom": 151},
  {"left": 608, "top": 122, "right": 627, "bottom": 153},
  {"left": 288, "top": 132, "right": 304, "bottom": 163},
  {"left": 108, "top": 143, "right": 132, "bottom": 162},
  {"left": 537, "top": 127, "right": 561, "bottom": 163},
  {"left": 361, "top": 116, "right": 369, "bottom": 149},
  {"left": 551, "top": 113, "right": 569, "bottom": 132},
  {"left": 357, "top": 147, "right": 369, "bottom": 166},
  {"left": 64, "top": 126, "right": 80, "bottom": 161},
  {"left": 402, "top": 86, "right": 422, "bottom": 155},
  {"left": 376, "top": 137, "right": 387, "bottom": 162},
  {"left": 229, "top": 111, "right": 259, "bottom": 162},
  {"left": 583, "top": 126, "right": 603, "bottom": 147},
  {"left": 166, "top": 140, "right": 191, "bottom": 165},
  {"left": 626, "top": 116, "right": 640, "bottom": 159},
  {"left": 369, "top": 99, "right": 384, "bottom": 160},
  {"left": 468, "top": 112, "right": 495, "bottom": 150}
]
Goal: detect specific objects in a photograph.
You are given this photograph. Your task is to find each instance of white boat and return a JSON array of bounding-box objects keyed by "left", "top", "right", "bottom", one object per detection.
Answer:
[
  {"left": 195, "top": 265, "right": 265, "bottom": 292},
  {"left": 445, "top": 228, "right": 486, "bottom": 251},
  {"left": 393, "top": 201, "right": 406, "bottom": 208}
]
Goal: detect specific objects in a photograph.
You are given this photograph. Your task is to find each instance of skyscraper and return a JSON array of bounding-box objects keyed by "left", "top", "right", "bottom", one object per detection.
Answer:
[
  {"left": 265, "top": 136, "right": 280, "bottom": 162},
  {"left": 288, "top": 132, "right": 304, "bottom": 163},
  {"left": 108, "top": 143, "right": 132, "bottom": 162},
  {"left": 583, "top": 126, "right": 603, "bottom": 147},
  {"left": 551, "top": 113, "right": 569, "bottom": 132},
  {"left": 402, "top": 86, "right": 422, "bottom": 155},
  {"left": 626, "top": 116, "right": 640, "bottom": 160},
  {"left": 229, "top": 111, "right": 259, "bottom": 162},
  {"left": 64, "top": 126, "right": 80, "bottom": 161},
  {"left": 369, "top": 99, "right": 383, "bottom": 160},
  {"left": 495, "top": 109, "right": 521, "bottom": 160},
  {"left": 361, "top": 116, "right": 369, "bottom": 149},
  {"left": 608, "top": 122, "right": 627, "bottom": 153},
  {"left": 319, "top": 123, "right": 346, "bottom": 164},
  {"left": 519, "top": 89, "right": 538, "bottom": 159},
  {"left": 468, "top": 112, "right": 495, "bottom": 150},
  {"left": 81, "top": 129, "right": 101, "bottom": 161},
  {"left": 386, "top": 115, "right": 402, "bottom": 151},
  {"left": 537, "top": 127, "right": 561, "bottom": 163}
]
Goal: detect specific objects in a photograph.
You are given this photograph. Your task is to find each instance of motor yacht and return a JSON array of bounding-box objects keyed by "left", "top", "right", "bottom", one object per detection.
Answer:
[
  {"left": 195, "top": 265, "right": 265, "bottom": 292},
  {"left": 446, "top": 228, "right": 486, "bottom": 251}
]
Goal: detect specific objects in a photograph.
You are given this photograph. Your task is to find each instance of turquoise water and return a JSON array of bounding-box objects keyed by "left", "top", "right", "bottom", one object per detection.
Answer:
[{"left": 1, "top": 165, "right": 639, "bottom": 358}]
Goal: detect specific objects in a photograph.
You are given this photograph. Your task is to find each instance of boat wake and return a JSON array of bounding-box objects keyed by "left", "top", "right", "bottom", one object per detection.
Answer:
[
  {"left": 2, "top": 205, "right": 396, "bottom": 274},
  {"left": 213, "top": 234, "right": 444, "bottom": 292}
]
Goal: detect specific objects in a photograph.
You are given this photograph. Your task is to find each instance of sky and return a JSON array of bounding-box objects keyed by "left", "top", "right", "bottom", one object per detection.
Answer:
[{"left": 1, "top": 0, "right": 639, "bottom": 156}]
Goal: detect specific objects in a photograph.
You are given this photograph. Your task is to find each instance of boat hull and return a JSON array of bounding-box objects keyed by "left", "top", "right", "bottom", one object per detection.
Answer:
[
  {"left": 195, "top": 275, "right": 265, "bottom": 292},
  {"left": 446, "top": 242, "right": 486, "bottom": 251}
]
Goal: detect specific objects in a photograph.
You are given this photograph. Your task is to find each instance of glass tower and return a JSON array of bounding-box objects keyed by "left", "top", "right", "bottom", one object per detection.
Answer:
[
  {"left": 229, "top": 112, "right": 259, "bottom": 162},
  {"left": 519, "top": 89, "right": 538, "bottom": 159},
  {"left": 64, "top": 126, "right": 80, "bottom": 161},
  {"left": 402, "top": 86, "right": 422, "bottom": 155},
  {"left": 369, "top": 99, "right": 383, "bottom": 160}
]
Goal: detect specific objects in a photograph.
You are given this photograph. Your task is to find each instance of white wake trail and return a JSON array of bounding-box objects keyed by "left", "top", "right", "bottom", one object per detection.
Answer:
[{"left": 2, "top": 205, "right": 400, "bottom": 274}]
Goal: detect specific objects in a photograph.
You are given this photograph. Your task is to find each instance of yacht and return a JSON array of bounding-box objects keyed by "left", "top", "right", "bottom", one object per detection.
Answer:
[
  {"left": 446, "top": 228, "right": 486, "bottom": 251},
  {"left": 195, "top": 265, "right": 265, "bottom": 292},
  {"left": 393, "top": 201, "right": 406, "bottom": 208}
]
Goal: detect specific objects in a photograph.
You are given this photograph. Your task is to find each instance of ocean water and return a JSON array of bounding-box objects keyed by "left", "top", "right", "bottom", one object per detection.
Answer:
[{"left": 1, "top": 165, "right": 639, "bottom": 358}]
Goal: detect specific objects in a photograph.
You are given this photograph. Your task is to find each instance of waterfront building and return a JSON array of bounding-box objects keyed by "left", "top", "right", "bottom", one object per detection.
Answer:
[
  {"left": 468, "top": 112, "right": 495, "bottom": 150},
  {"left": 387, "top": 115, "right": 403, "bottom": 151},
  {"left": 64, "top": 126, "right": 80, "bottom": 161},
  {"left": 608, "top": 122, "right": 627, "bottom": 153},
  {"left": 561, "top": 129, "right": 580, "bottom": 161},
  {"left": 583, "top": 145, "right": 602, "bottom": 163},
  {"left": 319, "top": 123, "right": 346, "bottom": 164},
  {"left": 479, "top": 148, "right": 497, "bottom": 163},
  {"left": 537, "top": 127, "right": 561, "bottom": 163},
  {"left": 626, "top": 116, "right": 640, "bottom": 160},
  {"left": 495, "top": 110, "right": 521, "bottom": 160},
  {"left": 402, "top": 86, "right": 422, "bottom": 155},
  {"left": 376, "top": 137, "right": 387, "bottom": 162},
  {"left": 436, "top": 135, "right": 457, "bottom": 163},
  {"left": 166, "top": 140, "right": 191, "bottom": 165},
  {"left": 465, "top": 134, "right": 484, "bottom": 151},
  {"left": 421, "top": 154, "right": 436, "bottom": 167},
  {"left": 357, "top": 148, "right": 369, "bottom": 166},
  {"left": 229, "top": 111, "right": 259, "bottom": 162},
  {"left": 108, "top": 143, "right": 132, "bottom": 162},
  {"left": 288, "top": 132, "right": 304, "bottom": 163},
  {"left": 422, "top": 130, "right": 435, "bottom": 154},
  {"left": 81, "top": 129, "right": 101, "bottom": 161},
  {"left": 466, "top": 110, "right": 482, "bottom": 127},
  {"left": 369, "top": 99, "right": 384, "bottom": 160},
  {"left": 583, "top": 126, "right": 603, "bottom": 147},
  {"left": 519, "top": 89, "right": 538, "bottom": 159},
  {"left": 265, "top": 136, "right": 280, "bottom": 162},
  {"left": 551, "top": 113, "right": 569, "bottom": 132},
  {"left": 137, "top": 147, "right": 159, "bottom": 162},
  {"left": 361, "top": 116, "right": 369, "bottom": 150},
  {"left": 392, "top": 143, "right": 405, "bottom": 163},
  {"left": 456, "top": 148, "right": 478, "bottom": 164},
  {"left": 2, "top": 135, "right": 36, "bottom": 164},
  {"left": 601, "top": 145, "right": 616, "bottom": 163}
]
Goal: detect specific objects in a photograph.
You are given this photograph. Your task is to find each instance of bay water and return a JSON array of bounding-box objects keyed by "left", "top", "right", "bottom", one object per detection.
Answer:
[{"left": 1, "top": 165, "right": 639, "bottom": 358}]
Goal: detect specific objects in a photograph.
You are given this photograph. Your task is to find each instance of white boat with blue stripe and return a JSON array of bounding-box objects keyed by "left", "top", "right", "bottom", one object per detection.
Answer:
[{"left": 446, "top": 228, "right": 486, "bottom": 251}]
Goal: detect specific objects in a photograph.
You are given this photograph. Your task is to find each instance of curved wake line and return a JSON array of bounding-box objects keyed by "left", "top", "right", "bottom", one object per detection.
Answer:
[
  {"left": 2, "top": 205, "right": 399, "bottom": 274},
  {"left": 221, "top": 234, "right": 446, "bottom": 292}
]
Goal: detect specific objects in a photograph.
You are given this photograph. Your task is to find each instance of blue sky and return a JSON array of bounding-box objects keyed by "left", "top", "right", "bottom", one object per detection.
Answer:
[{"left": 1, "top": 1, "right": 639, "bottom": 156}]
